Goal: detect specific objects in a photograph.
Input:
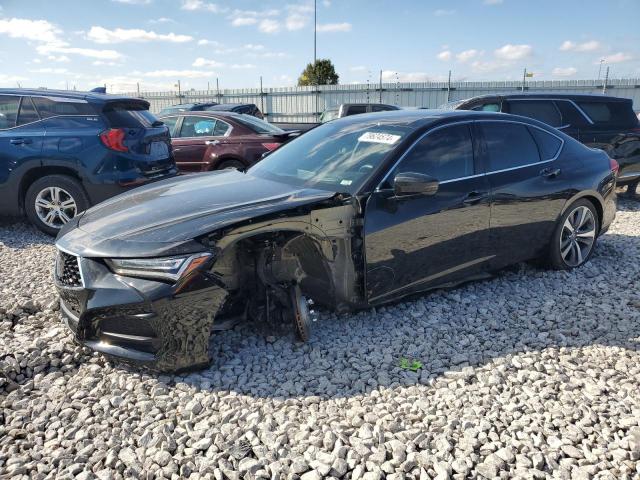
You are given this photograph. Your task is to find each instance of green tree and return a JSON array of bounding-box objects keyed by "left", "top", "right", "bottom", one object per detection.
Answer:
[{"left": 297, "top": 59, "right": 339, "bottom": 86}]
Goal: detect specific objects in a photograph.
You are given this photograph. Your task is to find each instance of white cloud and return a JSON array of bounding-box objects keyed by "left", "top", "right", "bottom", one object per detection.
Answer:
[
  {"left": 552, "top": 67, "right": 577, "bottom": 77},
  {"left": 197, "top": 39, "right": 223, "bottom": 46},
  {"left": 484, "top": 0, "right": 503, "bottom": 4},
  {"left": 434, "top": 9, "right": 455, "bottom": 16},
  {"left": 149, "top": 17, "right": 176, "bottom": 24},
  {"left": 456, "top": 49, "right": 479, "bottom": 62},
  {"left": 231, "top": 63, "right": 256, "bottom": 69},
  {"left": 29, "top": 67, "right": 68, "bottom": 74},
  {"left": 559, "top": 40, "right": 600, "bottom": 52},
  {"left": 48, "top": 55, "right": 71, "bottom": 63},
  {"left": 470, "top": 60, "right": 508, "bottom": 73},
  {"left": 143, "top": 70, "right": 215, "bottom": 78},
  {"left": 494, "top": 44, "right": 532, "bottom": 60},
  {"left": 192, "top": 57, "right": 225, "bottom": 68},
  {"left": 0, "top": 74, "right": 27, "bottom": 86},
  {"left": 601, "top": 52, "right": 633, "bottom": 64},
  {"left": 87, "top": 26, "right": 193, "bottom": 44},
  {"left": 381, "top": 71, "right": 431, "bottom": 82},
  {"left": 259, "top": 19, "right": 280, "bottom": 33},
  {"left": 317, "top": 22, "right": 352, "bottom": 33},
  {"left": 286, "top": 13, "right": 308, "bottom": 30},
  {"left": 244, "top": 43, "right": 265, "bottom": 51},
  {"left": 437, "top": 50, "right": 452, "bottom": 61},
  {"left": 0, "top": 18, "right": 61, "bottom": 43},
  {"left": 232, "top": 17, "right": 258, "bottom": 26},
  {"left": 181, "top": 0, "right": 227, "bottom": 13},
  {"left": 93, "top": 60, "right": 120, "bottom": 66},
  {"left": 37, "top": 44, "right": 123, "bottom": 60}
]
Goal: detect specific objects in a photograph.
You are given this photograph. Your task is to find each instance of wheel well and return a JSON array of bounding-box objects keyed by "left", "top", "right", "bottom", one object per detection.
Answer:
[
  {"left": 214, "top": 156, "right": 247, "bottom": 170},
  {"left": 19, "top": 167, "right": 82, "bottom": 210},
  {"left": 581, "top": 195, "right": 603, "bottom": 232}
]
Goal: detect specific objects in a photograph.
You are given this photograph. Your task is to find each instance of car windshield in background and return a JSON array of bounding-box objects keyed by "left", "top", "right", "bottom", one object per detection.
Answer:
[
  {"left": 320, "top": 108, "right": 340, "bottom": 123},
  {"left": 103, "top": 102, "right": 158, "bottom": 128},
  {"left": 249, "top": 121, "right": 411, "bottom": 194},
  {"left": 232, "top": 114, "right": 285, "bottom": 134}
]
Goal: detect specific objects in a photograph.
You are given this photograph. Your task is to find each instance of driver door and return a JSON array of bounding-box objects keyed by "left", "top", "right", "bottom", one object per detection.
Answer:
[{"left": 363, "top": 122, "right": 492, "bottom": 303}]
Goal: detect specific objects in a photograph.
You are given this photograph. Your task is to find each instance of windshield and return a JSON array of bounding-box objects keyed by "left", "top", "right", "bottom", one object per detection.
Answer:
[
  {"left": 233, "top": 114, "right": 285, "bottom": 134},
  {"left": 248, "top": 120, "right": 412, "bottom": 194}
]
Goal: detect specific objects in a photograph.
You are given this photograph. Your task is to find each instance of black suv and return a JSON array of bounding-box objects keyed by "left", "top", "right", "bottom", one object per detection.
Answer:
[
  {"left": 445, "top": 93, "right": 640, "bottom": 194},
  {"left": 0, "top": 89, "right": 177, "bottom": 235}
]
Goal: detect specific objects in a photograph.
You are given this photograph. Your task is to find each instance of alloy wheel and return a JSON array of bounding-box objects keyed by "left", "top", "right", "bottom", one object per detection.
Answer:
[
  {"left": 34, "top": 187, "right": 77, "bottom": 228},
  {"left": 559, "top": 205, "right": 596, "bottom": 267}
]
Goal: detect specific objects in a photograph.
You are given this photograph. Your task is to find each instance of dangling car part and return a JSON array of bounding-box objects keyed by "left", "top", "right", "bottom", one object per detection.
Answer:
[{"left": 54, "top": 110, "right": 617, "bottom": 371}]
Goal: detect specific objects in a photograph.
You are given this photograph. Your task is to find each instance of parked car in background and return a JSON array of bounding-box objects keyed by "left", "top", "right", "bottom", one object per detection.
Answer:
[
  {"left": 158, "top": 102, "right": 219, "bottom": 115},
  {"left": 205, "top": 103, "right": 264, "bottom": 119},
  {"left": 444, "top": 93, "right": 640, "bottom": 195},
  {"left": 54, "top": 109, "right": 616, "bottom": 371},
  {"left": 0, "top": 88, "right": 176, "bottom": 235},
  {"left": 320, "top": 103, "right": 400, "bottom": 123},
  {"left": 158, "top": 111, "right": 298, "bottom": 171}
]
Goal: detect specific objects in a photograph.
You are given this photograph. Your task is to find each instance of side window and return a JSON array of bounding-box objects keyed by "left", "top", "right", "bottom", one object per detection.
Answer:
[
  {"left": 161, "top": 116, "right": 179, "bottom": 136},
  {"left": 32, "top": 97, "right": 96, "bottom": 118},
  {"left": 480, "top": 122, "right": 541, "bottom": 172},
  {"left": 178, "top": 116, "right": 216, "bottom": 137},
  {"left": 529, "top": 127, "right": 563, "bottom": 161},
  {"left": 345, "top": 105, "right": 367, "bottom": 116},
  {"left": 395, "top": 124, "right": 474, "bottom": 182},
  {"left": 17, "top": 97, "right": 40, "bottom": 126},
  {"left": 556, "top": 101, "right": 588, "bottom": 127},
  {"left": 213, "top": 120, "right": 231, "bottom": 136},
  {"left": 471, "top": 103, "right": 500, "bottom": 112},
  {"left": 0, "top": 95, "right": 20, "bottom": 129},
  {"left": 508, "top": 101, "right": 562, "bottom": 127},
  {"left": 371, "top": 105, "right": 394, "bottom": 112},
  {"left": 577, "top": 101, "right": 638, "bottom": 127}
]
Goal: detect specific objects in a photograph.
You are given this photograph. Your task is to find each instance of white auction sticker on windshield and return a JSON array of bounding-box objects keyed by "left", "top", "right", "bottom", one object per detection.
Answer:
[{"left": 358, "top": 132, "right": 401, "bottom": 145}]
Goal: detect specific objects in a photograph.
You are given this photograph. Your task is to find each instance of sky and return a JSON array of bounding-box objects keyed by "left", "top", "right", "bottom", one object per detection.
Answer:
[{"left": 0, "top": 0, "right": 639, "bottom": 93}]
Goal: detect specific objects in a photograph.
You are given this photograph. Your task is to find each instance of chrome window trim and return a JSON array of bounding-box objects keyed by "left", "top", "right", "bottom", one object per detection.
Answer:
[
  {"left": 375, "top": 118, "right": 564, "bottom": 191},
  {"left": 505, "top": 97, "right": 594, "bottom": 125}
]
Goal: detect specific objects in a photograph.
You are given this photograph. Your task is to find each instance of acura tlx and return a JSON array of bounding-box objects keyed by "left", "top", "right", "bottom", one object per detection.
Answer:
[{"left": 53, "top": 110, "right": 616, "bottom": 371}]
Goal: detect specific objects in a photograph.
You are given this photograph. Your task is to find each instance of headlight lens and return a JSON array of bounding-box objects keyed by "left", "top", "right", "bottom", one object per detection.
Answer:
[{"left": 106, "top": 253, "right": 212, "bottom": 281}]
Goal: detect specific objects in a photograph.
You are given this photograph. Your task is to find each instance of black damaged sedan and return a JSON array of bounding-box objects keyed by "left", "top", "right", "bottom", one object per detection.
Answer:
[{"left": 54, "top": 110, "right": 617, "bottom": 371}]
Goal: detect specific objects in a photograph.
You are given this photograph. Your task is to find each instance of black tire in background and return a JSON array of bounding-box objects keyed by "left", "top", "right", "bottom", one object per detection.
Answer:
[
  {"left": 217, "top": 159, "right": 246, "bottom": 171},
  {"left": 24, "top": 175, "right": 90, "bottom": 236},
  {"left": 547, "top": 199, "right": 599, "bottom": 270}
]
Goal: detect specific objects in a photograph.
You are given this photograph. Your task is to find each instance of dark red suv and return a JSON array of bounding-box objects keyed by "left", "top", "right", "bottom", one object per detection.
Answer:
[{"left": 158, "top": 112, "right": 298, "bottom": 172}]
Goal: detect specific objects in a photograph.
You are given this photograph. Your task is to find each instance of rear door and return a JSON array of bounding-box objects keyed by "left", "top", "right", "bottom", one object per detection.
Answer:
[
  {"left": 171, "top": 115, "right": 217, "bottom": 172},
  {"left": 503, "top": 99, "right": 567, "bottom": 131},
  {"left": 364, "top": 122, "right": 492, "bottom": 302},
  {"left": 0, "top": 95, "right": 45, "bottom": 213},
  {"left": 477, "top": 119, "right": 567, "bottom": 267}
]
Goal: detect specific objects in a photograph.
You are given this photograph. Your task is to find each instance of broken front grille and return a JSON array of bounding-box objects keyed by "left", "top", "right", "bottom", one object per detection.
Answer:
[{"left": 56, "top": 251, "right": 82, "bottom": 287}]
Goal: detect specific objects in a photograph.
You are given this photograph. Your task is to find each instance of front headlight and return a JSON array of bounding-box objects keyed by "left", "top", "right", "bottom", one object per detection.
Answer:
[{"left": 106, "top": 252, "right": 212, "bottom": 281}]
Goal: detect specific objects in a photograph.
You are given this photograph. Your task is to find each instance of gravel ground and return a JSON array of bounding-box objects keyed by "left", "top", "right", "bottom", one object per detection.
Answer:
[{"left": 1, "top": 199, "right": 639, "bottom": 480}]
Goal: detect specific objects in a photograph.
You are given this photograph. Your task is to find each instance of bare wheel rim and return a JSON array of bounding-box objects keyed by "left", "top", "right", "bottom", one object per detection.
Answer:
[
  {"left": 34, "top": 187, "right": 77, "bottom": 228},
  {"left": 560, "top": 205, "right": 596, "bottom": 267}
]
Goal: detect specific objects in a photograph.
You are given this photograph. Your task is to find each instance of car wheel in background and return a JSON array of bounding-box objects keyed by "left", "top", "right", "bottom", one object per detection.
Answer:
[
  {"left": 217, "top": 159, "right": 246, "bottom": 171},
  {"left": 25, "top": 175, "right": 90, "bottom": 236},
  {"left": 548, "top": 199, "right": 599, "bottom": 270}
]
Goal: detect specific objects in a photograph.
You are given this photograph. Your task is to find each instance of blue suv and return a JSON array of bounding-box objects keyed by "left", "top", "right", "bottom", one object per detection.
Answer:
[{"left": 0, "top": 89, "right": 177, "bottom": 235}]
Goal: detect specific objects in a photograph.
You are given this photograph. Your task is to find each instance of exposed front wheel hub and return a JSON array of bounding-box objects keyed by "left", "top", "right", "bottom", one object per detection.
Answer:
[{"left": 289, "top": 285, "right": 313, "bottom": 342}]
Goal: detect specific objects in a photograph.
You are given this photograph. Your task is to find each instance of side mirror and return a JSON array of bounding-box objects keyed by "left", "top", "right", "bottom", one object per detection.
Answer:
[{"left": 393, "top": 172, "right": 439, "bottom": 197}]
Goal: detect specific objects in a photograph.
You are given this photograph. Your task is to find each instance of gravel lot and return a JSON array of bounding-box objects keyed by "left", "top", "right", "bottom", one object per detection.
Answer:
[{"left": 1, "top": 199, "right": 639, "bottom": 480}]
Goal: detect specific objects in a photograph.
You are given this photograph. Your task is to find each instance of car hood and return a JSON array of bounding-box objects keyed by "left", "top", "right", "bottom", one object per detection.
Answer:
[{"left": 57, "top": 170, "right": 337, "bottom": 258}]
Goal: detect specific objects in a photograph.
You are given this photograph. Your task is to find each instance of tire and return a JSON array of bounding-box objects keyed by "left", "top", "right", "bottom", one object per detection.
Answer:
[
  {"left": 24, "top": 175, "right": 90, "bottom": 236},
  {"left": 217, "top": 159, "right": 246, "bottom": 171},
  {"left": 547, "top": 199, "right": 599, "bottom": 270}
]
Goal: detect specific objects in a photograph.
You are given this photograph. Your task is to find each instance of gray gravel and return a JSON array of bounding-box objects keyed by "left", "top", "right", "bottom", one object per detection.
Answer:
[{"left": 1, "top": 199, "right": 639, "bottom": 479}]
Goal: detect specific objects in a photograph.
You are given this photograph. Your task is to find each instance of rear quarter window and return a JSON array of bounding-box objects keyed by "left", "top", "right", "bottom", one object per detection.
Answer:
[
  {"left": 0, "top": 95, "right": 19, "bottom": 129},
  {"left": 529, "top": 127, "right": 563, "bottom": 160},
  {"left": 32, "top": 96, "right": 97, "bottom": 118},
  {"left": 577, "top": 101, "right": 639, "bottom": 128},
  {"left": 103, "top": 102, "right": 158, "bottom": 128},
  {"left": 508, "top": 100, "right": 562, "bottom": 127}
]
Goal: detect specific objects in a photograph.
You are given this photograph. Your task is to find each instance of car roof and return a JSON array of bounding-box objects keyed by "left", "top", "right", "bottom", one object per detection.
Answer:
[
  {"left": 207, "top": 103, "right": 255, "bottom": 110},
  {"left": 458, "top": 92, "right": 631, "bottom": 103},
  {"left": 0, "top": 88, "right": 147, "bottom": 104},
  {"left": 328, "top": 108, "right": 542, "bottom": 130},
  {"left": 158, "top": 110, "right": 243, "bottom": 118}
]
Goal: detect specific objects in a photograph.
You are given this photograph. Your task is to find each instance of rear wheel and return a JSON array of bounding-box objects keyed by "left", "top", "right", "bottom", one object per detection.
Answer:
[
  {"left": 25, "top": 175, "right": 89, "bottom": 236},
  {"left": 218, "top": 159, "right": 246, "bottom": 171},
  {"left": 547, "top": 199, "right": 598, "bottom": 270}
]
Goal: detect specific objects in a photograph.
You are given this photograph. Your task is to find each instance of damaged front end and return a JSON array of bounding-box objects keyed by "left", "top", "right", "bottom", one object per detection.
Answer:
[{"left": 54, "top": 193, "right": 365, "bottom": 372}]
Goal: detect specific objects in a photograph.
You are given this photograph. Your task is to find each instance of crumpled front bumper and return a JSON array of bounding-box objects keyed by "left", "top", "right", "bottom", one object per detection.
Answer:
[{"left": 55, "top": 254, "right": 227, "bottom": 372}]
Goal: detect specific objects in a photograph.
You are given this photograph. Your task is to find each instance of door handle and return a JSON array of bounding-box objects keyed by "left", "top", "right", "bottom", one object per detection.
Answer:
[
  {"left": 173, "top": 148, "right": 181, "bottom": 152},
  {"left": 205, "top": 140, "right": 219, "bottom": 146},
  {"left": 10, "top": 138, "right": 32, "bottom": 145},
  {"left": 462, "top": 191, "right": 488, "bottom": 205},
  {"left": 540, "top": 167, "right": 561, "bottom": 178}
]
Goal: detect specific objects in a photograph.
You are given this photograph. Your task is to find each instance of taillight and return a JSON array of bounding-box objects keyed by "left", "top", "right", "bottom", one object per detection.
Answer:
[
  {"left": 609, "top": 157, "right": 619, "bottom": 175},
  {"left": 261, "top": 142, "right": 281, "bottom": 152},
  {"left": 100, "top": 128, "right": 128, "bottom": 152}
]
